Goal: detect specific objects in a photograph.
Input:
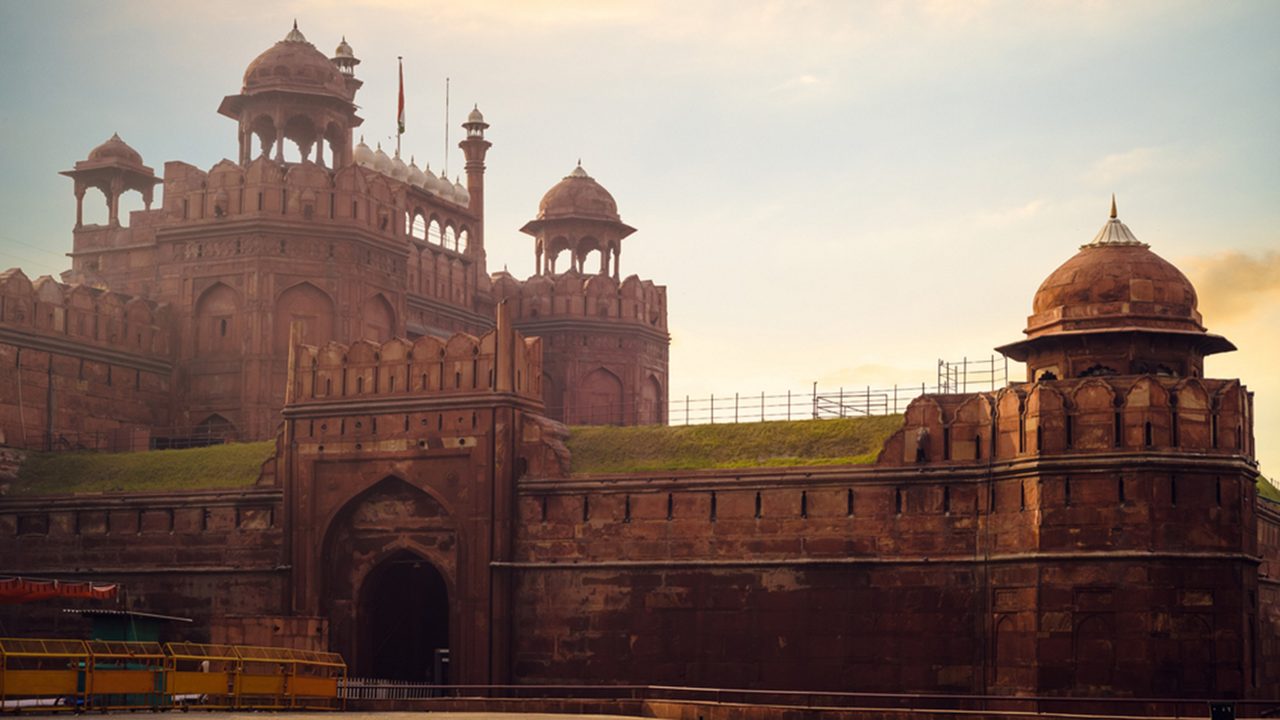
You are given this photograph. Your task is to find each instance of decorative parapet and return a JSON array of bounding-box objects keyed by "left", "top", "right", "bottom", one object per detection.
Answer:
[
  {"left": 286, "top": 313, "right": 543, "bottom": 405},
  {"left": 878, "top": 376, "right": 1254, "bottom": 466},
  {"left": 0, "top": 268, "right": 172, "bottom": 361}
]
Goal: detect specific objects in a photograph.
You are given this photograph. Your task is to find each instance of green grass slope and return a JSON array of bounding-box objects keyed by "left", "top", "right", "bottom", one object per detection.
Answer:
[
  {"left": 1258, "top": 476, "right": 1280, "bottom": 504},
  {"left": 9, "top": 441, "right": 275, "bottom": 496},
  {"left": 565, "top": 416, "right": 902, "bottom": 475}
]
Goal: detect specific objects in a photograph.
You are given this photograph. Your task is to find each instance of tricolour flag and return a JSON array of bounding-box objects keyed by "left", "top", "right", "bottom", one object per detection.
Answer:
[{"left": 397, "top": 58, "right": 405, "bottom": 136}]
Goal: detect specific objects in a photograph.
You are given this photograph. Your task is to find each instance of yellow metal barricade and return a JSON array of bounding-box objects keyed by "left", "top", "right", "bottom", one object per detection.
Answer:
[
  {"left": 164, "top": 641, "right": 238, "bottom": 708},
  {"left": 0, "top": 638, "right": 89, "bottom": 713},
  {"left": 84, "top": 640, "right": 166, "bottom": 710},
  {"left": 232, "top": 645, "right": 292, "bottom": 709},
  {"left": 289, "top": 648, "right": 346, "bottom": 709}
]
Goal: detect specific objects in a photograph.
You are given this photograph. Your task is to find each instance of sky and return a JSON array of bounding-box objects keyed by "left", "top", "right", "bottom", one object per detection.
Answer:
[{"left": 0, "top": 0, "right": 1277, "bottom": 473}]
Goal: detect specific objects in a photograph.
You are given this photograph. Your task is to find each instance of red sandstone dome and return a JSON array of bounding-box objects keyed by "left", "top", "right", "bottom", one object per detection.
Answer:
[
  {"left": 1026, "top": 218, "right": 1203, "bottom": 339},
  {"left": 86, "top": 133, "right": 144, "bottom": 167},
  {"left": 241, "top": 22, "right": 349, "bottom": 99},
  {"left": 536, "top": 164, "right": 621, "bottom": 222},
  {"left": 999, "top": 200, "right": 1234, "bottom": 374}
]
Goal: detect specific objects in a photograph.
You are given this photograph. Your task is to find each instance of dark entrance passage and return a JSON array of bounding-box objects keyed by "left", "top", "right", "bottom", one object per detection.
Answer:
[{"left": 358, "top": 551, "right": 449, "bottom": 681}]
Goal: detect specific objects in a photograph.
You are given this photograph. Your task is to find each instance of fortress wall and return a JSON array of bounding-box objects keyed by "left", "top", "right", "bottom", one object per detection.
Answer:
[
  {"left": 0, "top": 488, "right": 286, "bottom": 639},
  {"left": 0, "top": 270, "right": 174, "bottom": 449},
  {"left": 510, "top": 382, "right": 1260, "bottom": 696},
  {"left": 1257, "top": 503, "right": 1280, "bottom": 699}
]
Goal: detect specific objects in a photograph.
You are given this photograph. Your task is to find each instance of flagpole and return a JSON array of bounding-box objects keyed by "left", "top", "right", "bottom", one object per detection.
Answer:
[
  {"left": 443, "top": 77, "right": 450, "bottom": 177},
  {"left": 397, "top": 56, "right": 404, "bottom": 156}
]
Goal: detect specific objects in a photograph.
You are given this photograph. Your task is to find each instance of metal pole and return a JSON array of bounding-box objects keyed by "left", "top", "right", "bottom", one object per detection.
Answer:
[
  {"left": 893, "top": 384, "right": 898, "bottom": 414},
  {"left": 866, "top": 385, "right": 871, "bottom": 416},
  {"left": 761, "top": 391, "right": 765, "bottom": 421},
  {"left": 685, "top": 395, "right": 689, "bottom": 425},
  {"left": 787, "top": 390, "right": 791, "bottom": 421},
  {"left": 710, "top": 394, "right": 715, "bottom": 425},
  {"left": 839, "top": 387, "right": 844, "bottom": 418},
  {"left": 734, "top": 392, "right": 739, "bottom": 424},
  {"left": 812, "top": 381, "right": 818, "bottom": 420}
]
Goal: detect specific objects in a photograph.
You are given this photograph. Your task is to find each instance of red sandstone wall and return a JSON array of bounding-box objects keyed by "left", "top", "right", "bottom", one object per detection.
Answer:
[
  {"left": 0, "top": 488, "right": 287, "bottom": 640},
  {"left": 0, "top": 270, "right": 174, "bottom": 449},
  {"left": 493, "top": 271, "right": 669, "bottom": 425}
]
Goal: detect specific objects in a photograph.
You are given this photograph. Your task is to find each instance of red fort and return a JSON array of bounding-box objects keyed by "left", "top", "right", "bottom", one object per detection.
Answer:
[{"left": 0, "top": 23, "right": 1277, "bottom": 707}]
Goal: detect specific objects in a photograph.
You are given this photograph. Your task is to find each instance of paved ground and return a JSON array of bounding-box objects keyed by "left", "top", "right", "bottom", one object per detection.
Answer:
[{"left": 15, "top": 707, "right": 645, "bottom": 712}]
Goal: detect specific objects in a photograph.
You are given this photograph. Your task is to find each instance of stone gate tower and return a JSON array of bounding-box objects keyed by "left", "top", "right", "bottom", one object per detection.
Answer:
[{"left": 492, "top": 164, "right": 669, "bottom": 425}]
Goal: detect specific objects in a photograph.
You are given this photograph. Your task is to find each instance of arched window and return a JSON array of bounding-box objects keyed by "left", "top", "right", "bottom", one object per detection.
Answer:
[
  {"left": 427, "top": 219, "right": 444, "bottom": 245},
  {"left": 457, "top": 229, "right": 469, "bottom": 254},
  {"left": 443, "top": 225, "right": 457, "bottom": 252}
]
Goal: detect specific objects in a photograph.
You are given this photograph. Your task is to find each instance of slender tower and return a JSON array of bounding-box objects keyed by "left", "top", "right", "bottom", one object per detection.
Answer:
[{"left": 459, "top": 106, "right": 491, "bottom": 274}]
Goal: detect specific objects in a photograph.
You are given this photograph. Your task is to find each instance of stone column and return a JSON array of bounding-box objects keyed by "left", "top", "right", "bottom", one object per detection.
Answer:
[{"left": 74, "top": 184, "right": 85, "bottom": 229}]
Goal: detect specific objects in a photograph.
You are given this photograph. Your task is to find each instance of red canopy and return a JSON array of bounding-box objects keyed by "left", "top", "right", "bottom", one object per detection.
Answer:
[{"left": 0, "top": 576, "right": 119, "bottom": 604}]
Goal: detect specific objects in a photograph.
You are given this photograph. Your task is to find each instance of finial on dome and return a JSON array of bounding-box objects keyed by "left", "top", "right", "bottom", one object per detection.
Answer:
[
  {"left": 1110, "top": 194, "right": 1117, "bottom": 219},
  {"left": 284, "top": 20, "right": 307, "bottom": 43}
]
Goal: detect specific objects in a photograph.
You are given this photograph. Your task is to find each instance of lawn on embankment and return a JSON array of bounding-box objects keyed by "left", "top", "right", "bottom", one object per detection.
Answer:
[
  {"left": 565, "top": 415, "right": 903, "bottom": 475},
  {"left": 9, "top": 441, "right": 275, "bottom": 496}
]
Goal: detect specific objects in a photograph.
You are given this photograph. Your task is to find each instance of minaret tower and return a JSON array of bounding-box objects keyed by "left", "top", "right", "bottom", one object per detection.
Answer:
[{"left": 459, "top": 106, "right": 491, "bottom": 273}]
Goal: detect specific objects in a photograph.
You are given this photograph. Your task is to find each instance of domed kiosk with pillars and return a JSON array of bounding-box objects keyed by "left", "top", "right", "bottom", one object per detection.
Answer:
[{"left": 492, "top": 163, "right": 669, "bottom": 425}]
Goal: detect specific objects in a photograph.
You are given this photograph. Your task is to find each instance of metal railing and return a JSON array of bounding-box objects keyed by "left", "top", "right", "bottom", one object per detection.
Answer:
[
  {"left": 548, "top": 355, "right": 1016, "bottom": 427},
  {"left": 334, "top": 682, "right": 1279, "bottom": 718},
  {"left": 0, "top": 638, "right": 344, "bottom": 712},
  {"left": 8, "top": 426, "right": 240, "bottom": 454}
]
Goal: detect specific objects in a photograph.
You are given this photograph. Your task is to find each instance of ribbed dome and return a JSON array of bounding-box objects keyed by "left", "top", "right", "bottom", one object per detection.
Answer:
[
  {"left": 390, "top": 152, "right": 409, "bottom": 181},
  {"left": 453, "top": 177, "right": 470, "bottom": 205},
  {"left": 242, "top": 23, "right": 349, "bottom": 99},
  {"left": 467, "top": 105, "right": 485, "bottom": 124},
  {"left": 406, "top": 157, "right": 425, "bottom": 186},
  {"left": 333, "top": 37, "right": 355, "bottom": 60},
  {"left": 87, "top": 133, "right": 144, "bottom": 167},
  {"left": 421, "top": 163, "right": 439, "bottom": 191},
  {"left": 353, "top": 136, "right": 374, "bottom": 167},
  {"left": 536, "top": 163, "right": 619, "bottom": 221},
  {"left": 372, "top": 144, "right": 392, "bottom": 174},
  {"left": 1026, "top": 207, "right": 1203, "bottom": 338}
]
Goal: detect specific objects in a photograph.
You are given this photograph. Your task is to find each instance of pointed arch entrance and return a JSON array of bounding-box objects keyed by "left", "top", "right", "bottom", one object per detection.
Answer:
[
  {"left": 358, "top": 550, "right": 449, "bottom": 680},
  {"left": 320, "top": 476, "right": 458, "bottom": 680}
]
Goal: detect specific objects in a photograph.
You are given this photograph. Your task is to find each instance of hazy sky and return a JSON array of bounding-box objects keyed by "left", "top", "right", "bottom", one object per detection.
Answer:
[{"left": 1, "top": 1, "right": 1277, "bottom": 472}]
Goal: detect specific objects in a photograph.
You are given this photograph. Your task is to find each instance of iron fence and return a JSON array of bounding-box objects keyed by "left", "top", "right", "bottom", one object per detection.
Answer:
[
  {"left": 334, "top": 681, "right": 1279, "bottom": 719},
  {"left": 7, "top": 426, "right": 240, "bottom": 453},
  {"left": 548, "top": 355, "right": 1015, "bottom": 426}
]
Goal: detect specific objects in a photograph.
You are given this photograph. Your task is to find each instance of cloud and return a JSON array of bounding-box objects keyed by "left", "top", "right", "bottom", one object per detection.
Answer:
[
  {"left": 973, "top": 199, "right": 1045, "bottom": 228},
  {"left": 1183, "top": 251, "right": 1280, "bottom": 323},
  {"left": 1086, "top": 144, "right": 1219, "bottom": 186}
]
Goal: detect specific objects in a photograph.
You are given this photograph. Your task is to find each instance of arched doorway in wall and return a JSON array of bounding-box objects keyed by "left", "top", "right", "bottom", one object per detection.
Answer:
[
  {"left": 194, "top": 283, "right": 240, "bottom": 357},
  {"left": 579, "top": 367, "right": 624, "bottom": 425},
  {"left": 639, "top": 374, "right": 663, "bottom": 425},
  {"left": 357, "top": 550, "right": 450, "bottom": 681},
  {"left": 321, "top": 476, "right": 458, "bottom": 682},
  {"left": 274, "top": 282, "right": 336, "bottom": 354},
  {"left": 360, "top": 294, "right": 396, "bottom": 342}
]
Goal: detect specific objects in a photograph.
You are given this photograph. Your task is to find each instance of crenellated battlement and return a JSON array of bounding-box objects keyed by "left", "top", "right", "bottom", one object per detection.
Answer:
[
  {"left": 0, "top": 268, "right": 172, "bottom": 357},
  {"left": 286, "top": 323, "right": 543, "bottom": 405},
  {"left": 879, "top": 374, "right": 1254, "bottom": 466},
  {"left": 489, "top": 270, "right": 666, "bottom": 332}
]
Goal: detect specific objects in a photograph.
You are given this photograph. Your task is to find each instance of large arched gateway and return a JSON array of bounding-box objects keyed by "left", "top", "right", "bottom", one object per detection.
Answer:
[
  {"left": 357, "top": 550, "right": 449, "bottom": 680},
  {"left": 319, "top": 476, "right": 458, "bottom": 678}
]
